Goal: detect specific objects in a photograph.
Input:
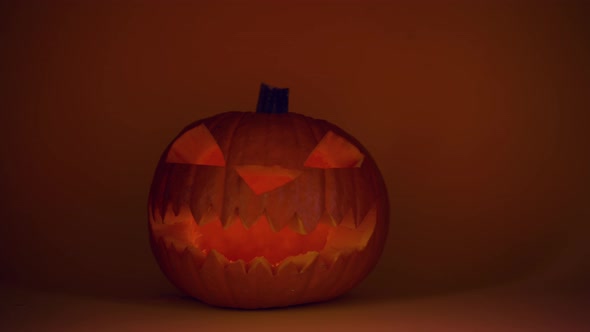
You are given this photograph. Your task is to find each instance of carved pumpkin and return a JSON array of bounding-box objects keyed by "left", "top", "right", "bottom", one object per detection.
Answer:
[{"left": 148, "top": 84, "right": 389, "bottom": 309}]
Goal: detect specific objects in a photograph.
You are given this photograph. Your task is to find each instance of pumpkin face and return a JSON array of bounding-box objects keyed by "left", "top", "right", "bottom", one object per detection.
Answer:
[{"left": 148, "top": 85, "right": 389, "bottom": 309}]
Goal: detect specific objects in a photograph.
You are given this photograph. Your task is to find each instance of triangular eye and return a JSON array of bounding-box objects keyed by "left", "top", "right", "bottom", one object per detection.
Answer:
[
  {"left": 166, "top": 124, "right": 225, "bottom": 166},
  {"left": 304, "top": 131, "right": 364, "bottom": 168}
]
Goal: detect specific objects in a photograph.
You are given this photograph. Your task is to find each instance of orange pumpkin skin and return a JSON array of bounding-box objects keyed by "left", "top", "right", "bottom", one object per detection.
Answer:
[{"left": 148, "top": 86, "right": 389, "bottom": 309}]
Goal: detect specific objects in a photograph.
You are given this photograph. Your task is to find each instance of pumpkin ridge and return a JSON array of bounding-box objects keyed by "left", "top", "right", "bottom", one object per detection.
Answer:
[{"left": 219, "top": 112, "right": 247, "bottom": 225}]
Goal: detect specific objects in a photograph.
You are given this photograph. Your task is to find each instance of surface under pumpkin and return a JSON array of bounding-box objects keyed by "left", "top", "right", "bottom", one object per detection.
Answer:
[{"left": 148, "top": 84, "right": 389, "bottom": 309}]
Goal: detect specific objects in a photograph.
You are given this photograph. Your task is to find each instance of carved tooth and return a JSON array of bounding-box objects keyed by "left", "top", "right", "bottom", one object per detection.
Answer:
[
  {"left": 150, "top": 207, "right": 163, "bottom": 224},
  {"left": 263, "top": 210, "right": 281, "bottom": 233},
  {"left": 319, "top": 249, "right": 341, "bottom": 269},
  {"left": 151, "top": 214, "right": 199, "bottom": 244},
  {"left": 184, "top": 245, "right": 206, "bottom": 270},
  {"left": 318, "top": 211, "right": 338, "bottom": 227},
  {"left": 211, "top": 249, "right": 229, "bottom": 265},
  {"left": 356, "top": 205, "right": 377, "bottom": 248},
  {"left": 265, "top": 209, "right": 295, "bottom": 233},
  {"left": 222, "top": 212, "right": 241, "bottom": 230},
  {"left": 242, "top": 214, "right": 268, "bottom": 230},
  {"left": 197, "top": 206, "right": 219, "bottom": 226},
  {"left": 241, "top": 211, "right": 263, "bottom": 229},
  {"left": 339, "top": 208, "right": 356, "bottom": 229},
  {"left": 279, "top": 251, "right": 319, "bottom": 273},
  {"left": 322, "top": 206, "right": 376, "bottom": 254},
  {"left": 247, "top": 257, "right": 273, "bottom": 276},
  {"left": 225, "top": 259, "right": 247, "bottom": 276},
  {"left": 200, "top": 249, "right": 229, "bottom": 272},
  {"left": 327, "top": 252, "right": 350, "bottom": 275},
  {"left": 163, "top": 236, "right": 190, "bottom": 253},
  {"left": 277, "top": 255, "right": 298, "bottom": 274},
  {"left": 160, "top": 203, "right": 192, "bottom": 224},
  {"left": 276, "top": 259, "right": 299, "bottom": 276},
  {"left": 288, "top": 214, "right": 308, "bottom": 235}
]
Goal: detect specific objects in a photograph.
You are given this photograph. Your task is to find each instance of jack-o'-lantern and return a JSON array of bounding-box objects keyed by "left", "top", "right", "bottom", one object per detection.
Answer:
[{"left": 148, "top": 84, "right": 389, "bottom": 309}]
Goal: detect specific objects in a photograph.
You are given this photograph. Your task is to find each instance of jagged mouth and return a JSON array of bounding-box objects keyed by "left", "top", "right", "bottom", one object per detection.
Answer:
[{"left": 150, "top": 205, "right": 377, "bottom": 266}]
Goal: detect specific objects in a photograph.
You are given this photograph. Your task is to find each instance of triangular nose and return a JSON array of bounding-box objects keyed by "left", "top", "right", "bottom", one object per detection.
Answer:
[{"left": 235, "top": 165, "right": 302, "bottom": 195}]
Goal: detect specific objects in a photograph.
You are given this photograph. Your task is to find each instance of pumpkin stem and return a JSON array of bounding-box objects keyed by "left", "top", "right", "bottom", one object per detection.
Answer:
[{"left": 256, "top": 83, "right": 289, "bottom": 114}]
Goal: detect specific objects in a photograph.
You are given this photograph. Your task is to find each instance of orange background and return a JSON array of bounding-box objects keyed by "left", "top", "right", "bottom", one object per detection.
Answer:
[{"left": 1, "top": 0, "right": 589, "bottom": 306}]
